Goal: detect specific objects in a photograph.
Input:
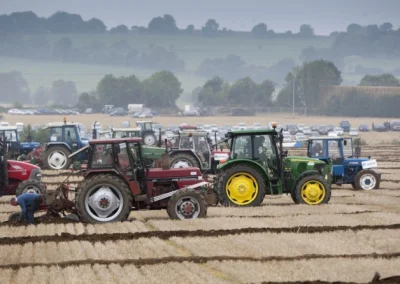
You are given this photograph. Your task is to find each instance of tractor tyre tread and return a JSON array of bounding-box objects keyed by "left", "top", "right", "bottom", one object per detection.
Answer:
[
  {"left": 75, "top": 174, "right": 133, "bottom": 223},
  {"left": 8, "top": 212, "right": 23, "bottom": 222},
  {"left": 170, "top": 152, "right": 201, "bottom": 169},
  {"left": 294, "top": 175, "right": 331, "bottom": 205},
  {"left": 43, "top": 146, "right": 71, "bottom": 170},
  {"left": 354, "top": 169, "right": 380, "bottom": 190},
  {"left": 217, "top": 164, "right": 266, "bottom": 207},
  {"left": 15, "top": 179, "right": 47, "bottom": 197},
  {"left": 167, "top": 188, "right": 207, "bottom": 220}
]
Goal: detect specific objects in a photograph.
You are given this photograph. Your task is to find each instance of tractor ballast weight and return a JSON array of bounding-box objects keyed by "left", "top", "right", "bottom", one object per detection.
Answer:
[
  {"left": 215, "top": 124, "right": 331, "bottom": 207},
  {"left": 307, "top": 137, "right": 381, "bottom": 190}
]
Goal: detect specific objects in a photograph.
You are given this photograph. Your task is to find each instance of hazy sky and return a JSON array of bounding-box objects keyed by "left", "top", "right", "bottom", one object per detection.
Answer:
[{"left": 1, "top": 0, "right": 400, "bottom": 35}]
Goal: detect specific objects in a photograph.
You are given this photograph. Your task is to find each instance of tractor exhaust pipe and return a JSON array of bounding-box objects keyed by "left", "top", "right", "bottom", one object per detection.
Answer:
[
  {"left": 157, "top": 128, "right": 162, "bottom": 148},
  {"left": 92, "top": 121, "right": 98, "bottom": 140}
]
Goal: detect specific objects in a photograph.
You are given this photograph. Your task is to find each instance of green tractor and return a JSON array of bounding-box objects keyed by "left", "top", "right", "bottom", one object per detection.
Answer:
[{"left": 216, "top": 125, "right": 332, "bottom": 206}]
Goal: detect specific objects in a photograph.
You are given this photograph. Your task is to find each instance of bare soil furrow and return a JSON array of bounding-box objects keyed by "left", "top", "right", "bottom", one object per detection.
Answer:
[
  {"left": 0, "top": 224, "right": 399, "bottom": 246},
  {"left": 0, "top": 252, "right": 399, "bottom": 271}
]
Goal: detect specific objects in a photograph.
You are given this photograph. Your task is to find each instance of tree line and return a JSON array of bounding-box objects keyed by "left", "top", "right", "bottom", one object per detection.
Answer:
[{"left": 0, "top": 11, "right": 317, "bottom": 37}]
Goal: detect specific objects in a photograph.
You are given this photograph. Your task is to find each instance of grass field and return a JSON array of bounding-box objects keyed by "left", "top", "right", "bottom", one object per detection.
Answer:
[{"left": 0, "top": 119, "right": 399, "bottom": 282}]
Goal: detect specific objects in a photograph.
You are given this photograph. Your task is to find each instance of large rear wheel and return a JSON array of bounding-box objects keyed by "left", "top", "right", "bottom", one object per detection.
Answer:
[
  {"left": 293, "top": 175, "right": 331, "bottom": 205},
  {"left": 167, "top": 188, "right": 207, "bottom": 220},
  {"left": 217, "top": 165, "right": 266, "bottom": 207},
  {"left": 170, "top": 152, "right": 200, "bottom": 169},
  {"left": 143, "top": 133, "right": 157, "bottom": 146},
  {"left": 44, "top": 146, "right": 71, "bottom": 170},
  {"left": 76, "top": 174, "right": 133, "bottom": 223}
]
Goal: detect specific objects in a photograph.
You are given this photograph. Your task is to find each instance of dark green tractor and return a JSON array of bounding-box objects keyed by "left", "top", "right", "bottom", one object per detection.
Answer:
[{"left": 216, "top": 126, "right": 332, "bottom": 207}]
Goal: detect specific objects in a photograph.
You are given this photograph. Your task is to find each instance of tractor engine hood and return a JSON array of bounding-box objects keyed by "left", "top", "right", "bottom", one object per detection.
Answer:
[
  {"left": 142, "top": 145, "right": 165, "bottom": 160},
  {"left": 284, "top": 156, "right": 327, "bottom": 173},
  {"left": 146, "top": 167, "right": 202, "bottom": 179},
  {"left": 19, "top": 142, "right": 40, "bottom": 150}
]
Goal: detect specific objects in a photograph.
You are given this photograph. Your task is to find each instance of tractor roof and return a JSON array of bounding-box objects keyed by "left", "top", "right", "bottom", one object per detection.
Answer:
[
  {"left": 227, "top": 129, "right": 277, "bottom": 136},
  {"left": 136, "top": 120, "right": 154, "bottom": 124},
  {"left": 89, "top": 137, "right": 142, "bottom": 144},
  {"left": 44, "top": 122, "right": 81, "bottom": 128},
  {"left": 308, "top": 137, "right": 346, "bottom": 141},
  {"left": 0, "top": 126, "right": 17, "bottom": 131},
  {"left": 112, "top": 127, "right": 141, "bottom": 132},
  {"left": 178, "top": 130, "right": 208, "bottom": 136}
]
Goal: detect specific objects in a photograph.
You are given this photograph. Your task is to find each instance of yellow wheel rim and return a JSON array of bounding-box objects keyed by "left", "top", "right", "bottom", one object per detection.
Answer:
[
  {"left": 301, "top": 180, "right": 326, "bottom": 205},
  {"left": 226, "top": 172, "right": 258, "bottom": 205}
]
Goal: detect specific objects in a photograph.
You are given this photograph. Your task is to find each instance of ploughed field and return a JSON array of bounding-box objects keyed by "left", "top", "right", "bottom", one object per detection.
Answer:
[{"left": 0, "top": 145, "right": 399, "bottom": 283}]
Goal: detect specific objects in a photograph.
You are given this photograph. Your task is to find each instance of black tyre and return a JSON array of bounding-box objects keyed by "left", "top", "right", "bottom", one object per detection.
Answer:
[
  {"left": 167, "top": 188, "right": 207, "bottom": 220},
  {"left": 217, "top": 164, "right": 266, "bottom": 207},
  {"left": 351, "top": 182, "right": 357, "bottom": 190},
  {"left": 75, "top": 174, "right": 133, "bottom": 223},
  {"left": 143, "top": 133, "right": 157, "bottom": 146},
  {"left": 293, "top": 175, "right": 331, "bottom": 205},
  {"left": 44, "top": 146, "right": 71, "bottom": 170},
  {"left": 170, "top": 152, "right": 200, "bottom": 169},
  {"left": 354, "top": 169, "right": 380, "bottom": 190},
  {"left": 8, "top": 212, "right": 22, "bottom": 222},
  {"left": 15, "top": 179, "right": 47, "bottom": 197}
]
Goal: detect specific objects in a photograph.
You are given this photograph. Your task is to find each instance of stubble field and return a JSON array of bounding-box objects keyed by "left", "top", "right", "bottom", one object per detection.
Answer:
[{"left": 0, "top": 114, "right": 399, "bottom": 283}]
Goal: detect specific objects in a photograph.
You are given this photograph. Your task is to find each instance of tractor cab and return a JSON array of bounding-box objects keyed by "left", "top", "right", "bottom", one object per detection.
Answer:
[
  {"left": 135, "top": 121, "right": 157, "bottom": 146},
  {"left": 45, "top": 122, "right": 88, "bottom": 152},
  {"left": 111, "top": 127, "right": 141, "bottom": 138},
  {"left": 307, "top": 137, "right": 380, "bottom": 190},
  {"left": 0, "top": 126, "right": 20, "bottom": 158}
]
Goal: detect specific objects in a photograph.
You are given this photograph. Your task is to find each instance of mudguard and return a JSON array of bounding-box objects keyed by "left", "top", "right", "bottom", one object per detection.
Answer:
[{"left": 45, "top": 142, "right": 72, "bottom": 152}]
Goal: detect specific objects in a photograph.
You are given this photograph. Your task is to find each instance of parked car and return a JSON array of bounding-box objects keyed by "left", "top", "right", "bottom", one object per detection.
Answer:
[
  {"left": 373, "top": 123, "right": 387, "bottom": 132},
  {"left": 390, "top": 120, "right": 400, "bottom": 131},
  {"left": 318, "top": 125, "right": 328, "bottom": 135},
  {"left": 333, "top": 127, "right": 344, "bottom": 136},
  {"left": 310, "top": 131, "right": 320, "bottom": 138},
  {"left": 282, "top": 131, "right": 291, "bottom": 143},
  {"left": 295, "top": 133, "right": 307, "bottom": 141},
  {"left": 326, "top": 124, "right": 335, "bottom": 132},
  {"left": 302, "top": 126, "right": 312, "bottom": 135},
  {"left": 110, "top": 109, "right": 128, "bottom": 116},
  {"left": 349, "top": 128, "right": 359, "bottom": 136},
  {"left": 297, "top": 124, "right": 305, "bottom": 132},
  {"left": 237, "top": 122, "right": 247, "bottom": 130},
  {"left": 310, "top": 125, "right": 319, "bottom": 131},
  {"left": 340, "top": 120, "right": 351, "bottom": 132},
  {"left": 328, "top": 131, "right": 338, "bottom": 137},
  {"left": 359, "top": 124, "right": 369, "bottom": 132},
  {"left": 7, "top": 109, "right": 25, "bottom": 115},
  {"left": 286, "top": 124, "right": 298, "bottom": 135}
]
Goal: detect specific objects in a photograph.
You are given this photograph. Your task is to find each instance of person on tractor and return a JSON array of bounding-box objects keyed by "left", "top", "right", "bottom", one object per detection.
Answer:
[
  {"left": 254, "top": 135, "right": 268, "bottom": 163},
  {"left": 312, "top": 142, "right": 323, "bottom": 156},
  {"left": 10, "top": 192, "right": 43, "bottom": 224}
]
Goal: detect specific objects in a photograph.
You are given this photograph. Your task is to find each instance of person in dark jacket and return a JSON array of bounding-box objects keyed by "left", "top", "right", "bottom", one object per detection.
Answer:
[{"left": 10, "top": 193, "right": 43, "bottom": 224}]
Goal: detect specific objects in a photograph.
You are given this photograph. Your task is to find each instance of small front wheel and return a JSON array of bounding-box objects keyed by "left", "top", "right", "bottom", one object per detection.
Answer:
[{"left": 167, "top": 189, "right": 207, "bottom": 220}]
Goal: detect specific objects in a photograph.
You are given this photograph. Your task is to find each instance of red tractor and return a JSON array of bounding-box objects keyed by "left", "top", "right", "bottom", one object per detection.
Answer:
[
  {"left": 0, "top": 139, "right": 46, "bottom": 197},
  {"left": 10, "top": 137, "right": 216, "bottom": 223}
]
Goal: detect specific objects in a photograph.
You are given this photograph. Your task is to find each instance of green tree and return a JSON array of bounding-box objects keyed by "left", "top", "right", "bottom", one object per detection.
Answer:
[
  {"left": 110, "top": 25, "right": 129, "bottom": 34},
  {"left": 202, "top": 19, "right": 219, "bottom": 36},
  {"left": 185, "top": 24, "right": 195, "bottom": 35},
  {"left": 147, "top": 14, "right": 178, "bottom": 34},
  {"left": 198, "top": 76, "right": 227, "bottom": 106},
  {"left": 346, "top": 23, "right": 363, "bottom": 34},
  {"left": 251, "top": 23, "right": 267, "bottom": 37},
  {"left": 33, "top": 86, "right": 51, "bottom": 105},
  {"left": 96, "top": 74, "right": 143, "bottom": 107},
  {"left": 299, "top": 24, "right": 314, "bottom": 37},
  {"left": 143, "top": 71, "right": 182, "bottom": 107},
  {"left": 295, "top": 60, "right": 342, "bottom": 112},
  {"left": 51, "top": 80, "right": 78, "bottom": 105},
  {"left": 227, "top": 77, "right": 259, "bottom": 106},
  {"left": 84, "top": 18, "right": 106, "bottom": 33},
  {"left": 359, "top": 73, "right": 400, "bottom": 86},
  {"left": 47, "top": 11, "right": 85, "bottom": 33},
  {"left": 256, "top": 79, "right": 275, "bottom": 105},
  {"left": 0, "top": 72, "right": 30, "bottom": 103},
  {"left": 379, "top": 22, "right": 393, "bottom": 33}
]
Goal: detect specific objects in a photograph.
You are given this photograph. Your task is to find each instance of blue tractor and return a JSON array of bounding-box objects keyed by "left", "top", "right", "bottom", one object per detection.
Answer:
[
  {"left": 307, "top": 137, "right": 381, "bottom": 190},
  {"left": 0, "top": 126, "right": 40, "bottom": 159},
  {"left": 41, "top": 121, "right": 89, "bottom": 170}
]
